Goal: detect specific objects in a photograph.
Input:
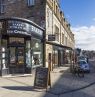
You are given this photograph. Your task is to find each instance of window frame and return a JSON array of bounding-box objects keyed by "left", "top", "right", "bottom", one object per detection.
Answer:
[
  {"left": 55, "top": 25, "right": 59, "bottom": 42},
  {"left": 0, "top": 0, "right": 5, "bottom": 14},
  {"left": 27, "top": 0, "right": 35, "bottom": 6}
]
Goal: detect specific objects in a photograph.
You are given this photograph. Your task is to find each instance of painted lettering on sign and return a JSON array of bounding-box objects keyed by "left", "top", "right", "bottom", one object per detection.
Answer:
[
  {"left": 7, "top": 30, "right": 30, "bottom": 35},
  {"left": 34, "top": 67, "right": 49, "bottom": 88},
  {"left": 7, "top": 20, "right": 43, "bottom": 36}
]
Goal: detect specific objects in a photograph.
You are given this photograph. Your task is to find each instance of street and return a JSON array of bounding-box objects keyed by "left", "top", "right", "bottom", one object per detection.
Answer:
[
  {"left": 0, "top": 0, "right": 95, "bottom": 97},
  {"left": 0, "top": 60, "right": 95, "bottom": 97}
]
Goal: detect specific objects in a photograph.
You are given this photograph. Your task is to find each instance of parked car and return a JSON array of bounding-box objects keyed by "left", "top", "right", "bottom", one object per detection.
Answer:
[
  {"left": 77, "top": 60, "right": 90, "bottom": 73},
  {"left": 78, "top": 56, "right": 88, "bottom": 63}
]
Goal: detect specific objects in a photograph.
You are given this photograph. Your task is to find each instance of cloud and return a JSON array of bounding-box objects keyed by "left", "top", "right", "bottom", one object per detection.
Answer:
[{"left": 71, "top": 26, "right": 95, "bottom": 50}]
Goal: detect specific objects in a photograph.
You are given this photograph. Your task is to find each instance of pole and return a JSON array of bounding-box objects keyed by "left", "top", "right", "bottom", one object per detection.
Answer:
[{"left": 43, "top": 29, "right": 46, "bottom": 67}]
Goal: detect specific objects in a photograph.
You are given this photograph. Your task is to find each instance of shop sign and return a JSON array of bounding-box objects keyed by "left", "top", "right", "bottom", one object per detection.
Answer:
[
  {"left": 48, "top": 35, "right": 55, "bottom": 41},
  {"left": 7, "top": 30, "right": 30, "bottom": 35},
  {"left": 34, "top": 67, "right": 51, "bottom": 89},
  {"left": 6, "top": 20, "right": 43, "bottom": 36}
]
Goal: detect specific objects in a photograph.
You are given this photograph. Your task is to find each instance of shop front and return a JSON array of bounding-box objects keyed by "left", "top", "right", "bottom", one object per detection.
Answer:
[
  {"left": 0, "top": 17, "right": 44, "bottom": 76},
  {"left": 53, "top": 46, "right": 65, "bottom": 67},
  {"left": 46, "top": 41, "right": 73, "bottom": 71}
]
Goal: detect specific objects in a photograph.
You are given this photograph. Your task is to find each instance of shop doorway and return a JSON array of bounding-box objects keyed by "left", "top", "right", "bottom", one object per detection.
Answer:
[
  {"left": 48, "top": 53, "right": 52, "bottom": 71},
  {"left": 9, "top": 46, "right": 25, "bottom": 74}
]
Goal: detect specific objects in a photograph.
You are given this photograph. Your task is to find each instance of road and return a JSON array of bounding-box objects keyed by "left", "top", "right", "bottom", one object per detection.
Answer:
[{"left": 60, "top": 60, "right": 95, "bottom": 97}]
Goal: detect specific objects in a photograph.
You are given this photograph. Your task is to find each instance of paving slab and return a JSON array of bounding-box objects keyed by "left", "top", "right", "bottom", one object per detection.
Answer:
[{"left": 0, "top": 63, "right": 95, "bottom": 97}]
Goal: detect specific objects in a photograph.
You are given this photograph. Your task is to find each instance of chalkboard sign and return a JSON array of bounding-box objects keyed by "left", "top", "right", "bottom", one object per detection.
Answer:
[{"left": 34, "top": 67, "right": 51, "bottom": 89}]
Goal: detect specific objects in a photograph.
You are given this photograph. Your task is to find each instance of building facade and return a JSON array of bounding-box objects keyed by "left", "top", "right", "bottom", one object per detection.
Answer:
[
  {"left": 46, "top": 0, "right": 75, "bottom": 69},
  {"left": 0, "top": 17, "right": 44, "bottom": 76},
  {"left": 0, "top": 0, "right": 75, "bottom": 75}
]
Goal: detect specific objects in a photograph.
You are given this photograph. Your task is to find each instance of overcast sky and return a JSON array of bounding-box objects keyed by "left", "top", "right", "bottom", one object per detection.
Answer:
[{"left": 60, "top": 0, "right": 95, "bottom": 50}]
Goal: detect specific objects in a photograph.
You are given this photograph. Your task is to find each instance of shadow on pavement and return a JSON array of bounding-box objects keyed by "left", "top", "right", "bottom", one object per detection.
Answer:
[
  {"left": 2, "top": 86, "right": 34, "bottom": 91},
  {"left": 2, "top": 86, "right": 46, "bottom": 92}
]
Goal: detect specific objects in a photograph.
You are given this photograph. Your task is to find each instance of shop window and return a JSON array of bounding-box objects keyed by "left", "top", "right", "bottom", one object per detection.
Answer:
[
  {"left": 1, "top": 39, "right": 8, "bottom": 69},
  {"left": 17, "top": 47, "right": 24, "bottom": 65},
  {"left": 27, "top": 0, "right": 35, "bottom": 6},
  {"left": 0, "top": 0, "right": 5, "bottom": 14},
  {"left": 9, "top": 37, "right": 24, "bottom": 44},
  {"left": 53, "top": 50, "right": 58, "bottom": 66},
  {"left": 26, "top": 40, "right": 31, "bottom": 68},
  {"left": 9, "top": 47, "right": 16, "bottom": 64},
  {"left": 31, "top": 38, "right": 43, "bottom": 68}
]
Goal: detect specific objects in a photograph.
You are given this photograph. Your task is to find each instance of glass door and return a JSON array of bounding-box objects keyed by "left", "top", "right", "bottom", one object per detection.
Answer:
[
  {"left": 9, "top": 47, "right": 25, "bottom": 74},
  {"left": 16, "top": 47, "right": 25, "bottom": 73},
  {"left": 9, "top": 47, "right": 16, "bottom": 65},
  {"left": 17, "top": 47, "right": 24, "bottom": 65},
  {"left": 9, "top": 47, "right": 16, "bottom": 74}
]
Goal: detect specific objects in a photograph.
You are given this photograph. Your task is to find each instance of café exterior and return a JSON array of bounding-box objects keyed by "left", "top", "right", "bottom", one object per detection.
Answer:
[{"left": 0, "top": 17, "right": 44, "bottom": 76}]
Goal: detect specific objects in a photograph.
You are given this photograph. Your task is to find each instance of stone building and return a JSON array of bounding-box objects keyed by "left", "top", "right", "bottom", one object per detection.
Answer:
[{"left": 0, "top": 0, "right": 75, "bottom": 75}]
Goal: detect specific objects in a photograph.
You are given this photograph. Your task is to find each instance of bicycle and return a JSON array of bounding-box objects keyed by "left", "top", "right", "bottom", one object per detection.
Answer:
[{"left": 72, "top": 66, "right": 84, "bottom": 77}]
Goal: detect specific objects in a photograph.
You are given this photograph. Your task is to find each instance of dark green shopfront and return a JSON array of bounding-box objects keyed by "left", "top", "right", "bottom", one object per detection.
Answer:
[{"left": 0, "top": 17, "right": 44, "bottom": 76}]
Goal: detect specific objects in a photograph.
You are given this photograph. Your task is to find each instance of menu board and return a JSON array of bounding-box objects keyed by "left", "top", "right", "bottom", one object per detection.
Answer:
[{"left": 34, "top": 67, "right": 51, "bottom": 88}]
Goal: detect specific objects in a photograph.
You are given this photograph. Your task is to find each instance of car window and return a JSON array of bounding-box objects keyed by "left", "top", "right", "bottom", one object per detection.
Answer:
[
  {"left": 78, "top": 61, "right": 86, "bottom": 64},
  {"left": 78, "top": 56, "right": 87, "bottom": 61}
]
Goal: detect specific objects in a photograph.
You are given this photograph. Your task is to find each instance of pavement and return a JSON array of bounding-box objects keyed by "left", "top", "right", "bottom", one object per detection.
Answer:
[{"left": 0, "top": 62, "right": 95, "bottom": 97}]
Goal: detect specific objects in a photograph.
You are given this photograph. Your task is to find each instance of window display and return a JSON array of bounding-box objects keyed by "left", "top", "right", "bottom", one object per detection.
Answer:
[
  {"left": 17, "top": 47, "right": 24, "bottom": 64},
  {"left": 1, "top": 39, "right": 8, "bottom": 69},
  {"left": 31, "top": 38, "right": 43, "bottom": 68},
  {"left": 0, "top": 17, "right": 44, "bottom": 75},
  {"left": 10, "top": 47, "right": 16, "bottom": 64},
  {"left": 26, "top": 40, "right": 31, "bottom": 67}
]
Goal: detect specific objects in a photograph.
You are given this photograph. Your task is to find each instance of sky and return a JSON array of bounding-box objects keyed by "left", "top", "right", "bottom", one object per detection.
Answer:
[{"left": 60, "top": 0, "right": 95, "bottom": 50}]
